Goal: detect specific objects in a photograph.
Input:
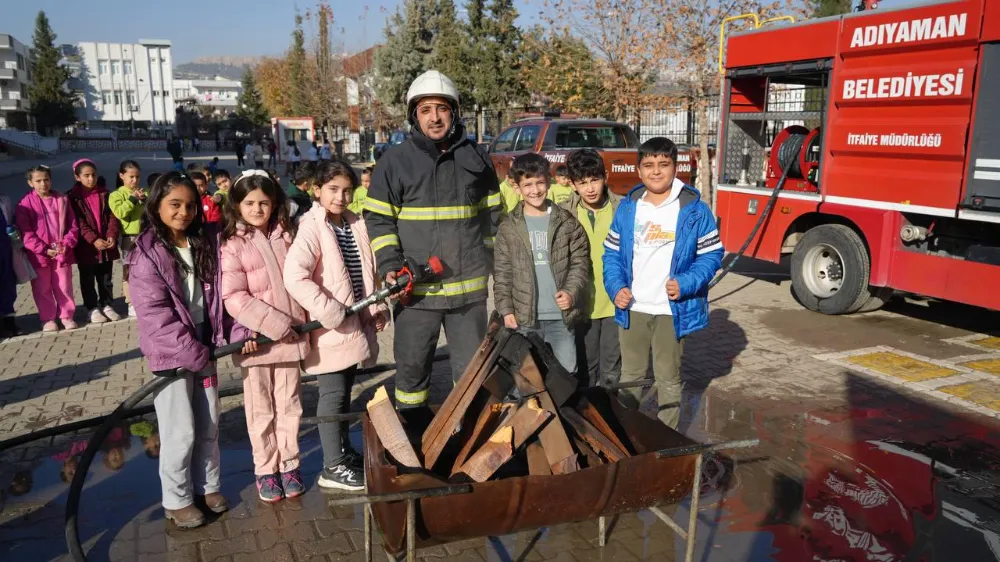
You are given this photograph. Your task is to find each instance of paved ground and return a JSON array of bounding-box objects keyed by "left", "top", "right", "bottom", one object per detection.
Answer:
[{"left": 0, "top": 151, "right": 999, "bottom": 561}]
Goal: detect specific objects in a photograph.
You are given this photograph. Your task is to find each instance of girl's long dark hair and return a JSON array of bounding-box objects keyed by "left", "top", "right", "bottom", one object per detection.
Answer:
[
  {"left": 141, "top": 172, "right": 217, "bottom": 282},
  {"left": 221, "top": 170, "right": 293, "bottom": 240}
]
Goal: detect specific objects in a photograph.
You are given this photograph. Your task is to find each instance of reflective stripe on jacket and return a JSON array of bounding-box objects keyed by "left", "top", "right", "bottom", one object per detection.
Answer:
[{"left": 363, "top": 123, "right": 501, "bottom": 310}]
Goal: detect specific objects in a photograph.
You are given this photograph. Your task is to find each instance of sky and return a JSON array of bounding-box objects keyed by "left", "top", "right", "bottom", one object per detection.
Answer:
[
  {"left": 5, "top": 0, "right": 540, "bottom": 64},
  {"left": 6, "top": 0, "right": 909, "bottom": 64}
]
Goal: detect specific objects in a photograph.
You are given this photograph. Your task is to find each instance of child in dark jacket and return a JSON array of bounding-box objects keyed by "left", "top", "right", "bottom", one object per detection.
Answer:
[
  {"left": 494, "top": 153, "right": 590, "bottom": 373},
  {"left": 127, "top": 172, "right": 228, "bottom": 529},
  {"left": 603, "top": 137, "right": 723, "bottom": 429},
  {"left": 68, "top": 159, "right": 122, "bottom": 324}
]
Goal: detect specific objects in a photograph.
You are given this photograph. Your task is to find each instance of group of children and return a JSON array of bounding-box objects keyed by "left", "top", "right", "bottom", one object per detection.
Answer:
[
  {"left": 122, "top": 159, "right": 384, "bottom": 529},
  {"left": 2, "top": 135, "right": 720, "bottom": 529},
  {"left": 9, "top": 160, "right": 159, "bottom": 335},
  {"left": 494, "top": 138, "right": 723, "bottom": 430}
]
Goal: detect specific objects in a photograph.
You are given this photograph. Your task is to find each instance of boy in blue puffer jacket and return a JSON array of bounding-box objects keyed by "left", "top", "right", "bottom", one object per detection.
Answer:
[{"left": 602, "top": 137, "right": 723, "bottom": 429}]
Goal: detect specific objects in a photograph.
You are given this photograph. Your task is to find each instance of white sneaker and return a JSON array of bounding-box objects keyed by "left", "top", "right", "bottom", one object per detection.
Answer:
[
  {"left": 89, "top": 309, "right": 108, "bottom": 324},
  {"left": 128, "top": 305, "right": 136, "bottom": 318},
  {"left": 103, "top": 306, "right": 121, "bottom": 321}
]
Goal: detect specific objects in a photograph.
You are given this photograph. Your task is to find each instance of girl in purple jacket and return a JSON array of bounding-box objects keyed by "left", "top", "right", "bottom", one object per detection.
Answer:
[{"left": 126, "top": 172, "right": 228, "bottom": 530}]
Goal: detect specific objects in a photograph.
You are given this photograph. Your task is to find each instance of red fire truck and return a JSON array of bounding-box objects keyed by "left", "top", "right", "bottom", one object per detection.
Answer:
[{"left": 715, "top": 0, "right": 1000, "bottom": 314}]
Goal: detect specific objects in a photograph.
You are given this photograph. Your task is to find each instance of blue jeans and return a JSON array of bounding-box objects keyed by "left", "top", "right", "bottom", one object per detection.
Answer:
[{"left": 525, "top": 320, "right": 577, "bottom": 374}]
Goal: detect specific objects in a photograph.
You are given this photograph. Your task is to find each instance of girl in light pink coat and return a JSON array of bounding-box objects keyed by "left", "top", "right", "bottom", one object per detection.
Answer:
[
  {"left": 220, "top": 170, "right": 310, "bottom": 502},
  {"left": 284, "top": 159, "right": 388, "bottom": 492},
  {"left": 15, "top": 166, "right": 80, "bottom": 332}
]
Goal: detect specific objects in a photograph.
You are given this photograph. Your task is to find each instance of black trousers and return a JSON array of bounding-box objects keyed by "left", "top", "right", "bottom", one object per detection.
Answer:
[
  {"left": 79, "top": 262, "right": 114, "bottom": 310},
  {"left": 392, "top": 301, "right": 487, "bottom": 408},
  {"left": 316, "top": 366, "right": 357, "bottom": 468},
  {"left": 576, "top": 316, "right": 622, "bottom": 388},
  {"left": 236, "top": 152, "right": 244, "bottom": 166}
]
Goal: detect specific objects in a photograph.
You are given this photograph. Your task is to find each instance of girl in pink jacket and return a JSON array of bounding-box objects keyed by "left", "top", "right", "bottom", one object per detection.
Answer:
[
  {"left": 220, "top": 170, "right": 310, "bottom": 502},
  {"left": 15, "top": 165, "right": 80, "bottom": 332},
  {"left": 284, "top": 159, "right": 388, "bottom": 492}
]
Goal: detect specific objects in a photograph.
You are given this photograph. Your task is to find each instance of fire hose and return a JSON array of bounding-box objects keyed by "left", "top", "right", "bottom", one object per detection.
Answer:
[
  {"left": 65, "top": 257, "right": 444, "bottom": 562},
  {"left": 708, "top": 131, "right": 809, "bottom": 290}
]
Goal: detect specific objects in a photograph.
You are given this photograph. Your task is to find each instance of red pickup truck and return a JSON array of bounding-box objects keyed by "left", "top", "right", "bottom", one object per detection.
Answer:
[{"left": 487, "top": 117, "right": 703, "bottom": 195}]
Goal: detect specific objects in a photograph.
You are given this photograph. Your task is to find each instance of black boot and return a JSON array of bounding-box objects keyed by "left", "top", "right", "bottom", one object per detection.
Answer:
[{"left": 2, "top": 317, "right": 20, "bottom": 337}]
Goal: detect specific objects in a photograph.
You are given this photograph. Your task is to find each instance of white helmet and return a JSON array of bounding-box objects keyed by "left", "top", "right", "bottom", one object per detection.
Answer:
[{"left": 406, "top": 70, "right": 460, "bottom": 114}]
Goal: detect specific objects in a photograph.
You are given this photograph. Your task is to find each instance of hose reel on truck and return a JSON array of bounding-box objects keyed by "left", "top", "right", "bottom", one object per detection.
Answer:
[{"left": 710, "top": 125, "right": 820, "bottom": 289}]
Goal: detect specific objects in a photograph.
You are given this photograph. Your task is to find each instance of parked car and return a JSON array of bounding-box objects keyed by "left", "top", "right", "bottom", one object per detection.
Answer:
[
  {"left": 374, "top": 129, "right": 410, "bottom": 161},
  {"left": 488, "top": 118, "right": 709, "bottom": 195}
]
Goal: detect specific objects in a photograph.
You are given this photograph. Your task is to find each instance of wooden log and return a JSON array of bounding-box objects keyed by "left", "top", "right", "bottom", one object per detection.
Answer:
[
  {"left": 455, "top": 426, "right": 513, "bottom": 483},
  {"left": 560, "top": 407, "right": 628, "bottom": 463},
  {"left": 498, "top": 397, "right": 552, "bottom": 450},
  {"left": 525, "top": 441, "right": 551, "bottom": 476},
  {"left": 421, "top": 326, "right": 502, "bottom": 470},
  {"left": 449, "top": 396, "right": 506, "bottom": 476},
  {"left": 577, "top": 397, "right": 632, "bottom": 455},
  {"left": 519, "top": 357, "right": 579, "bottom": 474},
  {"left": 366, "top": 386, "right": 421, "bottom": 469}
]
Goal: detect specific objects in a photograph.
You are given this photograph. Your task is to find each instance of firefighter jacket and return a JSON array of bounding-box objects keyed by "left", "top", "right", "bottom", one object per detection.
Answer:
[{"left": 363, "top": 123, "right": 502, "bottom": 310}]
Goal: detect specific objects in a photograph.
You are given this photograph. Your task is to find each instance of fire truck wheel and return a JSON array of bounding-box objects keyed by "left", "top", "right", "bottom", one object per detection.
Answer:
[
  {"left": 855, "top": 287, "right": 894, "bottom": 313},
  {"left": 791, "top": 224, "right": 872, "bottom": 315}
]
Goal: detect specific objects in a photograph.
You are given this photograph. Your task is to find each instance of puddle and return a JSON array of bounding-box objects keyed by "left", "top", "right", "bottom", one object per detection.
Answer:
[{"left": 1, "top": 376, "right": 998, "bottom": 561}]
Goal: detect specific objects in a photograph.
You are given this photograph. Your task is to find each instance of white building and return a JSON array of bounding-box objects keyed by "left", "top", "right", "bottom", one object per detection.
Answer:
[
  {"left": 173, "top": 78, "right": 242, "bottom": 113},
  {"left": 75, "top": 39, "right": 175, "bottom": 131},
  {"left": 0, "top": 34, "right": 33, "bottom": 129}
]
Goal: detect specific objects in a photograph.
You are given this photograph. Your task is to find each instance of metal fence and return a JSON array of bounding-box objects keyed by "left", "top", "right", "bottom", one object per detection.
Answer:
[{"left": 624, "top": 100, "right": 721, "bottom": 147}]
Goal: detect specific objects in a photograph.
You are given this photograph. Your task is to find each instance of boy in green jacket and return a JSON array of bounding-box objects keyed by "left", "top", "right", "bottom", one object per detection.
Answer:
[
  {"left": 561, "top": 149, "right": 621, "bottom": 389},
  {"left": 108, "top": 160, "right": 146, "bottom": 317}
]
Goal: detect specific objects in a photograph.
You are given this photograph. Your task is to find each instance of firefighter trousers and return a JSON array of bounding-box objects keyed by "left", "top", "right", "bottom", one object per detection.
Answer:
[{"left": 392, "top": 301, "right": 487, "bottom": 408}]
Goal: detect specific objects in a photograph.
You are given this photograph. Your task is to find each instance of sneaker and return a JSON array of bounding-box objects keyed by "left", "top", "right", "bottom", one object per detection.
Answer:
[
  {"left": 61, "top": 319, "right": 79, "bottom": 330},
  {"left": 103, "top": 306, "right": 121, "bottom": 321},
  {"left": 164, "top": 504, "right": 207, "bottom": 529},
  {"left": 128, "top": 305, "right": 137, "bottom": 318},
  {"left": 42, "top": 321, "right": 59, "bottom": 333},
  {"left": 280, "top": 469, "right": 305, "bottom": 498},
  {"left": 195, "top": 492, "right": 229, "bottom": 514},
  {"left": 256, "top": 474, "right": 283, "bottom": 503},
  {"left": 342, "top": 447, "right": 364, "bottom": 470},
  {"left": 318, "top": 463, "right": 364, "bottom": 491},
  {"left": 89, "top": 309, "right": 108, "bottom": 324}
]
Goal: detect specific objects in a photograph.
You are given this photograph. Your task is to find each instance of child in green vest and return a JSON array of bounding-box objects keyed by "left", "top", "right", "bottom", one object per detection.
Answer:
[
  {"left": 549, "top": 164, "right": 575, "bottom": 206},
  {"left": 561, "top": 149, "right": 621, "bottom": 389},
  {"left": 348, "top": 166, "right": 372, "bottom": 215},
  {"left": 108, "top": 160, "right": 146, "bottom": 317}
]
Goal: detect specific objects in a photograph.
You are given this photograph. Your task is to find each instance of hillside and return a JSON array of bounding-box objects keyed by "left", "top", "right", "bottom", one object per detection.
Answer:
[{"left": 174, "top": 56, "right": 261, "bottom": 80}]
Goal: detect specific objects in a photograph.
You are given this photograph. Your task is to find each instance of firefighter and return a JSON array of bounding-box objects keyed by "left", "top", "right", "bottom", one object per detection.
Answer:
[{"left": 363, "top": 70, "right": 502, "bottom": 408}]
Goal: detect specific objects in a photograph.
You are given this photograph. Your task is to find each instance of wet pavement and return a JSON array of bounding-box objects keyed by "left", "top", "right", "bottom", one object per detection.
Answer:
[{"left": 2, "top": 373, "right": 998, "bottom": 562}]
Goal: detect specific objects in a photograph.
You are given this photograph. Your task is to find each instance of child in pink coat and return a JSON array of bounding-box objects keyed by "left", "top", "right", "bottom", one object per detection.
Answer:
[
  {"left": 284, "top": 159, "right": 388, "bottom": 492},
  {"left": 220, "top": 170, "right": 310, "bottom": 502},
  {"left": 15, "top": 165, "right": 80, "bottom": 331}
]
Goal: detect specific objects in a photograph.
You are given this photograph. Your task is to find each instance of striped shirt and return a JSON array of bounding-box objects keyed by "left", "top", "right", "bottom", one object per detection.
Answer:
[{"left": 329, "top": 218, "right": 365, "bottom": 302}]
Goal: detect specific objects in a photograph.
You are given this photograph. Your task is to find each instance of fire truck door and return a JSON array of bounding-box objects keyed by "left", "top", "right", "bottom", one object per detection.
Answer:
[{"left": 964, "top": 44, "right": 1000, "bottom": 212}]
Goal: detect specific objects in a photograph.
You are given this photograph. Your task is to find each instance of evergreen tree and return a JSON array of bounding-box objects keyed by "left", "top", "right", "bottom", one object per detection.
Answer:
[
  {"left": 27, "top": 11, "right": 76, "bottom": 134},
  {"left": 237, "top": 68, "right": 269, "bottom": 128},
  {"left": 288, "top": 13, "right": 308, "bottom": 116},
  {"left": 373, "top": 0, "right": 436, "bottom": 113},
  {"left": 812, "top": 0, "right": 853, "bottom": 17},
  {"left": 473, "top": 0, "right": 526, "bottom": 109},
  {"left": 429, "top": 0, "right": 472, "bottom": 107}
]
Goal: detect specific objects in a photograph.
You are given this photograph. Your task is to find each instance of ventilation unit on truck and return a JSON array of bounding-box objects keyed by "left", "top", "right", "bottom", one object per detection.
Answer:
[{"left": 963, "top": 43, "right": 1000, "bottom": 214}]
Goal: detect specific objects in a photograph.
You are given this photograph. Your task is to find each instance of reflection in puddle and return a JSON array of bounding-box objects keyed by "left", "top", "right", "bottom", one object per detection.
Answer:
[{"left": 1, "top": 375, "right": 998, "bottom": 561}]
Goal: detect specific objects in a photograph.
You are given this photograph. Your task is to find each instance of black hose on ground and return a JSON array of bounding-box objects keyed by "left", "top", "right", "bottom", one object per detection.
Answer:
[
  {"left": 708, "top": 165, "right": 792, "bottom": 291},
  {"left": 0, "top": 353, "right": 450, "bottom": 453},
  {"left": 65, "top": 272, "right": 418, "bottom": 562}
]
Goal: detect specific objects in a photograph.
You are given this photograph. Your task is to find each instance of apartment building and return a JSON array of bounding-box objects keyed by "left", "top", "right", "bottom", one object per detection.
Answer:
[
  {"left": 75, "top": 39, "right": 175, "bottom": 131},
  {"left": 173, "top": 78, "right": 242, "bottom": 113},
  {"left": 0, "top": 34, "right": 33, "bottom": 129}
]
